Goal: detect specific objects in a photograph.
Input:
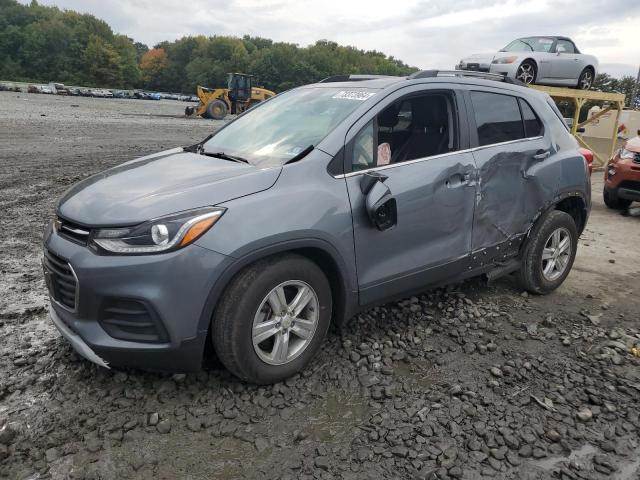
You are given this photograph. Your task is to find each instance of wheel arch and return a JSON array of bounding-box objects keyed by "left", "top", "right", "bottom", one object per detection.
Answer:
[
  {"left": 554, "top": 194, "right": 588, "bottom": 234},
  {"left": 197, "top": 238, "right": 357, "bottom": 359}
]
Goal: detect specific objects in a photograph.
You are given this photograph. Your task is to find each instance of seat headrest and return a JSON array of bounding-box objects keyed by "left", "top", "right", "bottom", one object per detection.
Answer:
[
  {"left": 378, "top": 104, "right": 400, "bottom": 128},
  {"left": 411, "top": 96, "right": 448, "bottom": 128}
]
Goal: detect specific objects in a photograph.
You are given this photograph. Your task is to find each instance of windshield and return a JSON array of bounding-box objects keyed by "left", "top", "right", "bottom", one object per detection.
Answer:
[
  {"left": 501, "top": 37, "right": 554, "bottom": 53},
  {"left": 203, "top": 87, "right": 377, "bottom": 168}
]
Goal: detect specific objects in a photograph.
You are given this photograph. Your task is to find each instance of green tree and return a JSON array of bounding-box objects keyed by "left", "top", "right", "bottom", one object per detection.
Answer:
[{"left": 84, "top": 35, "right": 122, "bottom": 86}]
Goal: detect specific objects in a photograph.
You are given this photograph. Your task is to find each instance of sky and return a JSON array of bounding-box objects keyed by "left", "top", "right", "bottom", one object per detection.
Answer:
[{"left": 21, "top": 0, "right": 640, "bottom": 78}]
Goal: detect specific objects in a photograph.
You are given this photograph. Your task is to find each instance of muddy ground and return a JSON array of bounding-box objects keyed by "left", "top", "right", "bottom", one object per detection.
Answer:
[{"left": 1, "top": 91, "right": 639, "bottom": 480}]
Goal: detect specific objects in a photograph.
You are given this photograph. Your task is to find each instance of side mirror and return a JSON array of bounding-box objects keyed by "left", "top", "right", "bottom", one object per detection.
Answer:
[
  {"left": 576, "top": 127, "right": 585, "bottom": 134},
  {"left": 361, "top": 174, "right": 397, "bottom": 231}
]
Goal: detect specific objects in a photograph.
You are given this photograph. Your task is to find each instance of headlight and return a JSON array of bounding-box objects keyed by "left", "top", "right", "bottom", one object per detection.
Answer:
[
  {"left": 620, "top": 148, "right": 635, "bottom": 160},
  {"left": 492, "top": 56, "right": 518, "bottom": 64},
  {"left": 91, "top": 207, "right": 225, "bottom": 254}
]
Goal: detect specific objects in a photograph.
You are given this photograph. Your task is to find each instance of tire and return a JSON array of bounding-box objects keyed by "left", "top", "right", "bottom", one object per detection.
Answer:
[
  {"left": 577, "top": 68, "right": 594, "bottom": 90},
  {"left": 212, "top": 254, "right": 332, "bottom": 384},
  {"left": 603, "top": 187, "right": 631, "bottom": 210},
  {"left": 517, "top": 210, "right": 578, "bottom": 294},
  {"left": 515, "top": 60, "right": 537, "bottom": 85},
  {"left": 205, "top": 99, "right": 228, "bottom": 120}
]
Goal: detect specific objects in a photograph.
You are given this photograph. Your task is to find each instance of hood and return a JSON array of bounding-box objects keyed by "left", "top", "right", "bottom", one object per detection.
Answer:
[
  {"left": 625, "top": 136, "right": 640, "bottom": 153},
  {"left": 57, "top": 148, "right": 282, "bottom": 226}
]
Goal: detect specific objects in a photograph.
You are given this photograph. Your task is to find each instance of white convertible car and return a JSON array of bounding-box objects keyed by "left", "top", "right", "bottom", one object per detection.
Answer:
[{"left": 457, "top": 36, "right": 598, "bottom": 89}]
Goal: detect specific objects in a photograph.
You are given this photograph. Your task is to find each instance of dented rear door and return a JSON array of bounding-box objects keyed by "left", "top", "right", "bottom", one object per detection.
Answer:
[{"left": 465, "top": 88, "right": 558, "bottom": 251}]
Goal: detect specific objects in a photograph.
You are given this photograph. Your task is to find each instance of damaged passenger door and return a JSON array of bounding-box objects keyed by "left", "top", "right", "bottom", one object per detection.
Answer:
[
  {"left": 343, "top": 87, "right": 477, "bottom": 305},
  {"left": 467, "top": 89, "right": 556, "bottom": 251}
]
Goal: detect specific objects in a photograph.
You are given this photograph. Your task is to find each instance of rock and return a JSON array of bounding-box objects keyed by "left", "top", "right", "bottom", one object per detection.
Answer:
[
  {"left": 314, "top": 456, "right": 330, "bottom": 470},
  {"left": 186, "top": 415, "right": 202, "bottom": 432},
  {"left": 156, "top": 419, "right": 171, "bottom": 434},
  {"left": 576, "top": 407, "right": 593, "bottom": 422},
  {"left": 449, "top": 384, "right": 462, "bottom": 396},
  {"left": 490, "top": 367, "right": 502, "bottom": 378},
  {"left": 0, "top": 425, "right": 17, "bottom": 445},
  {"left": 448, "top": 466, "right": 463, "bottom": 478},
  {"left": 148, "top": 412, "right": 159, "bottom": 426},
  {"left": 391, "top": 445, "right": 409, "bottom": 458},
  {"left": 85, "top": 438, "right": 102, "bottom": 453},
  {"left": 518, "top": 445, "right": 533, "bottom": 458},
  {"left": 254, "top": 437, "right": 270, "bottom": 453},
  {"left": 45, "top": 447, "right": 59, "bottom": 462},
  {"left": 545, "top": 430, "right": 561, "bottom": 442}
]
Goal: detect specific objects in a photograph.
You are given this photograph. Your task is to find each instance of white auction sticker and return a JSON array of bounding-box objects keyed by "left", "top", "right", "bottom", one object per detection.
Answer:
[{"left": 332, "top": 90, "right": 376, "bottom": 101}]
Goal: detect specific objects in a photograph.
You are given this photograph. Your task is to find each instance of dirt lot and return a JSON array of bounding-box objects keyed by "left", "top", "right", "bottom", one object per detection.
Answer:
[{"left": 1, "top": 91, "right": 639, "bottom": 480}]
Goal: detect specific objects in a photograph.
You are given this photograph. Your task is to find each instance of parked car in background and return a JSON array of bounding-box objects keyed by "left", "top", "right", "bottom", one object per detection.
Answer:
[
  {"left": 44, "top": 71, "right": 591, "bottom": 383},
  {"left": 40, "top": 85, "right": 55, "bottom": 94},
  {"left": 28, "top": 85, "right": 43, "bottom": 94},
  {"left": 457, "top": 36, "right": 598, "bottom": 89},
  {"left": 604, "top": 134, "right": 640, "bottom": 209},
  {"left": 67, "top": 88, "right": 80, "bottom": 96}
]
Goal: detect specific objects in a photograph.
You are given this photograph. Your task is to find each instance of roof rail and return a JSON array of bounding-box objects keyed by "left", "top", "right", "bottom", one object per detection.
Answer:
[
  {"left": 409, "top": 69, "right": 525, "bottom": 86},
  {"left": 318, "top": 74, "right": 397, "bottom": 83}
]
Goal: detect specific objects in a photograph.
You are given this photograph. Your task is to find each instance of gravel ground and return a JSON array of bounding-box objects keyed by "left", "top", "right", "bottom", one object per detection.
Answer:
[{"left": 1, "top": 91, "right": 640, "bottom": 480}]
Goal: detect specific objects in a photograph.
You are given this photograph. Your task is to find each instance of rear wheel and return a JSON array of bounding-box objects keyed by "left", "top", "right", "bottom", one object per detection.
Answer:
[
  {"left": 577, "top": 68, "right": 594, "bottom": 90},
  {"left": 517, "top": 210, "right": 578, "bottom": 294},
  {"left": 603, "top": 187, "right": 631, "bottom": 209},
  {"left": 206, "top": 99, "right": 228, "bottom": 120},
  {"left": 516, "top": 60, "right": 537, "bottom": 85},
  {"left": 212, "top": 254, "right": 332, "bottom": 384}
]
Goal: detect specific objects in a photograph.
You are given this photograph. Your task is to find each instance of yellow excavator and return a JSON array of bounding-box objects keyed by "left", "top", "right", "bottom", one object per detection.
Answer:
[{"left": 186, "top": 73, "right": 275, "bottom": 120}]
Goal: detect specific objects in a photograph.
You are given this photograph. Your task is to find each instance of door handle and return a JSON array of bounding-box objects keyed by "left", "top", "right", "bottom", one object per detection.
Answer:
[{"left": 533, "top": 150, "right": 550, "bottom": 161}]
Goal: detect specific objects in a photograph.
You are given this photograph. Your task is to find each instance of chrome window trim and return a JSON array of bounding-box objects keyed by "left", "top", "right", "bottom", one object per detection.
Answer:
[{"left": 335, "top": 135, "right": 544, "bottom": 178}]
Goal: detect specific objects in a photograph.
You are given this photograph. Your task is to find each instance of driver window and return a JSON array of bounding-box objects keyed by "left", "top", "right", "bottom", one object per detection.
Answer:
[
  {"left": 351, "top": 93, "right": 457, "bottom": 171},
  {"left": 555, "top": 40, "right": 574, "bottom": 54}
]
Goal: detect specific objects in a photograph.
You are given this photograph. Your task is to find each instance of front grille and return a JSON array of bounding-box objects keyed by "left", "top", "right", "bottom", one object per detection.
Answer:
[
  {"left": 618, "top": 180, "right": 640, "bottom": 191},
  {"left": 43, "top": 249, "right": 78, "bottom": 310},
  {"left": 99, "top": 298, "right": 168, "bottom": 343},
  {"left": 56, "top": 217, "right": 90, "bottom": 245}
]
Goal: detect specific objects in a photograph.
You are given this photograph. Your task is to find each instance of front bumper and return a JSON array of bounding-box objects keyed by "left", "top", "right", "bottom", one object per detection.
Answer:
[
  {"left": 44, "top": 224, "right": 232, "bottom": 371},
  {"left": 489, "top": 62, "right": 520, "bottom": 79}
]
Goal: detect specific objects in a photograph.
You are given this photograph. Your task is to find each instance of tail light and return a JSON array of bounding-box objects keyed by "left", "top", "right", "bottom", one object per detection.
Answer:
[{"left": 578, "top": 148, "right": 593, "bottom": 176}]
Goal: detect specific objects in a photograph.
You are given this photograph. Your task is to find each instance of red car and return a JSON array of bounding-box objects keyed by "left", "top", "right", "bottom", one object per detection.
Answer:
[{"left": 604, "top": 135, "right": 640, "bottom": 209}]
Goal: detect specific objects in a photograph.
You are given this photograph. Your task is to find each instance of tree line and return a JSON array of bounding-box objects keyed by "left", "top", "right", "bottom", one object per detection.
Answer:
[
  {"left": 2, "top": 0, "right": 639, "bottom": 102},
  {"left": 0, "top": 0, "right": 416, "bottom": 93}
]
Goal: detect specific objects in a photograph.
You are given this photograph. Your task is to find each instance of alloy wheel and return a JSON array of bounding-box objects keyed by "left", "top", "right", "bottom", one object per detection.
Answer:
[
  {"left": 516, "top": 63, "right": 535, "bottom": 84},
  {"left": 252, "top": 280, "right": 319, "bottom": 365},
  {"left": 541, "top": 227, "right": 572, "bottom": 281},
  {"left": 580, "top": 71, "right": 593, "bottom": 90}
]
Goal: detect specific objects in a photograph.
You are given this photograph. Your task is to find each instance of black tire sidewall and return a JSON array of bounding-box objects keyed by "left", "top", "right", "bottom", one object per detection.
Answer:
[
  {"left": 213, "top": 255, "right": 332, "bottom": 384},
  {"left": 519, "top": 211, "right": 578, "bottom": 294},
  {"left": 603, "top": 187, "right": 631, "bottom": 209},
  {"left": 206, "top": 100, "right": 227, "bottom": 120}
]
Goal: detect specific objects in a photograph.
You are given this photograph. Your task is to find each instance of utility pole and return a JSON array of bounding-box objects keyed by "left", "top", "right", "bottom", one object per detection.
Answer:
[{"left": 633, "top": 64, "right": 640, "bottom": 109}]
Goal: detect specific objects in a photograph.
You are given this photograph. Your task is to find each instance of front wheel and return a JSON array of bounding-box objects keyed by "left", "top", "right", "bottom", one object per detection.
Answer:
[
  {"left": 515, "top": 60, "right": 537, "bottom": 85},
  {"left": 603, "top": 187, "right": 631, "bottom": 210},
  {"left": 212, "top": 254, "right": 332, "bottom": 384},
  {"left": 517, "top": 210, "right": 578, "bottom": 294},
  {"left": 577, "top": 68, "right": 594, "bottom": 90},
  {"left": 205, "top": 99, "right": 228, "bottom": 120}
]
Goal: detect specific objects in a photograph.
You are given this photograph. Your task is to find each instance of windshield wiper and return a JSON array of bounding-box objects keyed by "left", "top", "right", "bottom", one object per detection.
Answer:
[
  {"left": 285, "top": 145, "right": 314, "bottom": 165},
  {"left": 203, "top": 151, "right": 250, "bottom": 164},
  {"left": 519, "top": 39, "right": 534, "bottom": 51}
]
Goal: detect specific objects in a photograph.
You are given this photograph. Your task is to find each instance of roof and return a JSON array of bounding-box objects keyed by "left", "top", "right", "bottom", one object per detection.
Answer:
[{"left": 308, "top": 70, "right": 528, "bottom": 91}]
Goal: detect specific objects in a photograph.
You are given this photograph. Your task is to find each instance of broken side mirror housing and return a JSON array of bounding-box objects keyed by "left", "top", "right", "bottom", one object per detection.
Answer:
[{"left": 364, "top": 179, "right": 397, "bottom": 231}]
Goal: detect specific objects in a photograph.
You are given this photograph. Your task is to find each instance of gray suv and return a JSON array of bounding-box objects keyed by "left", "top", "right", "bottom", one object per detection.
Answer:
[{"left": 43, "top": 70, "right": 591, "bottom": 384}]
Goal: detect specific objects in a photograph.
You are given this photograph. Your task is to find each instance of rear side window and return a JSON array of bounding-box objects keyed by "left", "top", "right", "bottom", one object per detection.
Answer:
[
  {"left": 471, "top": 91, "right": 524, "bottom": 146},
  {"left": 519, "top": 99, "right": 544, "bottom": 137}
]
